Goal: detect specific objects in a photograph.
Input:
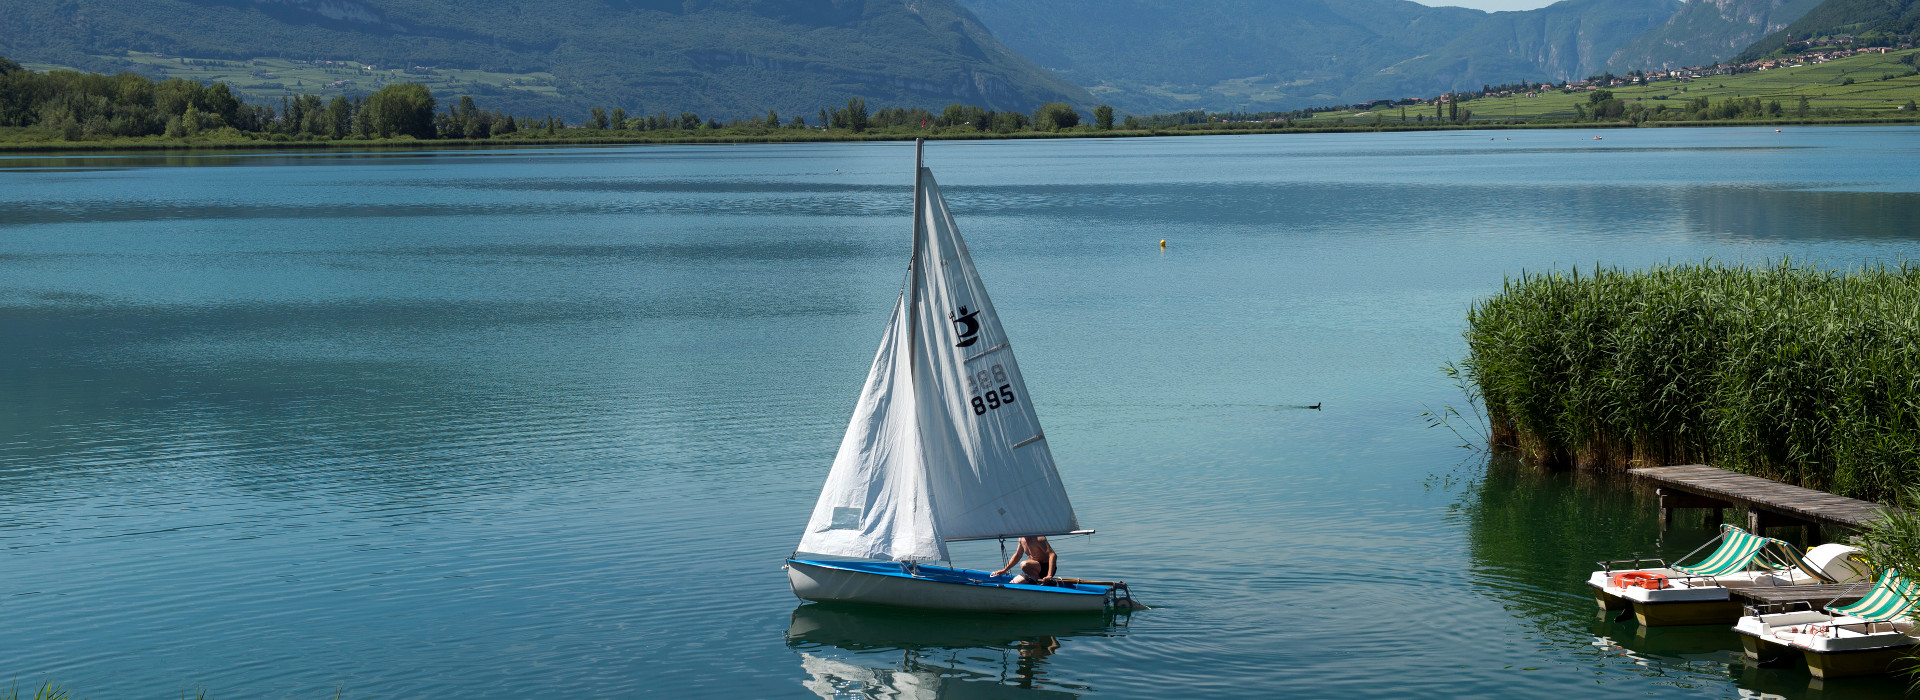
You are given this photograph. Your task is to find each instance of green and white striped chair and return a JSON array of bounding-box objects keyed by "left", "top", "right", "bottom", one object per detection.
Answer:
[
  {"left": 1827, "top": 570, "right": 1919, "bottom": 622},
  {"left": 1760, "top": 538, "right": 1843, "bottom": 584},
  {"left": 1671, "top": 524, "right": 1775, "bottom": 578}
]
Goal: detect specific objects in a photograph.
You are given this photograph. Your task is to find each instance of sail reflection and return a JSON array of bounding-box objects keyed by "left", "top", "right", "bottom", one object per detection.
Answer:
[{"left": 785, "top": 604, "right": 1125, "bottom": 698}]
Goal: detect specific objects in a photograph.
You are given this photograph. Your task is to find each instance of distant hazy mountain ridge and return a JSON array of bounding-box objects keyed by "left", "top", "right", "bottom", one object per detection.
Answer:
[
  {"left": 5, "top": 0, "right": 1890, "bottom": 122},
  {"left": 957, "top": 0, "right": 1679, "bottom": 115},
  {"left": 0, "top": 0, "right": 1091, "bottom": 120},
  {"left": 1346, "top": 0, "right": 1683, "bottom": 103},
  {"left": 1607, "top": 0, "right": 1823, "bottom": 71}
]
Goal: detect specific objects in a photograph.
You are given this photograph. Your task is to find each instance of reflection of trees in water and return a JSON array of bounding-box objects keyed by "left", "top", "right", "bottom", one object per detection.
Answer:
[
  {"left": 1688, "top": 188, "right": 1920, "bottom": 243},
  {"left": 1455, "top": 456, "right": 1913, "bottom": 699},
  {"left": 1456, "top": 455, "right": 1670, "bottom": 626},
  {"left": 786, "top": 604, "right": 1125, "bottom": 698},
  {"left": 1454, "top": 457, "right": 1739, "bottom": 683}
]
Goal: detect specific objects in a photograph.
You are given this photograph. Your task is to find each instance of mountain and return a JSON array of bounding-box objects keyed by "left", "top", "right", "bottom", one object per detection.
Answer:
[
  {"left": 1607, "top": 0, "right": 1824, "bottom": 71},
  {"left": 0, "top": 0, "right": 1092, "bottom": 120},
  {"left": 1344, "top": 0, "right": 1686, "bottom": 102},
  {"left": 1737, "top": 0, "right": 1920, "bottom": 59},
  {"left": 955, "top": 0, "right": 1680, "bottom": 114}
]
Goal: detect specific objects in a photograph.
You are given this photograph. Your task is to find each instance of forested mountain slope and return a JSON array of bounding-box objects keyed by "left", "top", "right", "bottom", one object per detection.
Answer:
[
  {"left": 1738, "top": 0, "right": 1920, "bottom": 59},
  {"left": 0, "top": 0, "right": 1091, "bottom": 120},
  {"left": 1345, "top": 0, "right": 1685, "bottom": 102},
  {"left": 957, "top": 0, "right": 1679, "bottom": 114},
  {"left": 1607, "top": 0, "right": 1824, "bottom": 71}
]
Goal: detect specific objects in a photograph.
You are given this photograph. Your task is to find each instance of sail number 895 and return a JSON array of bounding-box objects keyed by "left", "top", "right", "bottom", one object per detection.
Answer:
[
  {"left": 972, "top": 386, "right": 1016, "bottom": 415},
  {"left": 968, "top": 364, "right": 1017, "bottom": 416}
]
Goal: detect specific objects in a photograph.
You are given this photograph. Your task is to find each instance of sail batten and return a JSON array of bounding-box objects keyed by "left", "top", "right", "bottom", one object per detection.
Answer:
[{"left": 796, "top": 158, "right": 1079, "bottom": 562}]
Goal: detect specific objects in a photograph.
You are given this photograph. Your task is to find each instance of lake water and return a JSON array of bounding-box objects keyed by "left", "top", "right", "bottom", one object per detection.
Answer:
[{"left": 4, "top": 128, "right": 1920, "bottom": 699}]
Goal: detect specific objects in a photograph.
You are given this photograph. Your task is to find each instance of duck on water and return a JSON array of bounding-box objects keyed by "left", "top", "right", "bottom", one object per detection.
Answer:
[{"left": 783, "top": 140, "right": 1140, "bottom": 613}]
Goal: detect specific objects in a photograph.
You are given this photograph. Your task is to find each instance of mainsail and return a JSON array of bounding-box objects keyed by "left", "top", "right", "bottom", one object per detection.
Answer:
[{"left": 797, "top": 157, "right": 1079, "bottom": 562}]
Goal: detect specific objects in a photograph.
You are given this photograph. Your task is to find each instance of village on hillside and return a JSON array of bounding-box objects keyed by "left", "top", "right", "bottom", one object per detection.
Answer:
[
  {"left": 1204, "top": 36, "right": 1920, "bottom": 127},
  {"left": 1424, "top": 39, "right": 1919, "bottom": 107}
]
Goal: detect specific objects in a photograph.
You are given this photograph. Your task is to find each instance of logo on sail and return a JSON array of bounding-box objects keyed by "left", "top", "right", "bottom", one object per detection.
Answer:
[{"left": 951, "top": 307, "right": 981, "bottom": 348}]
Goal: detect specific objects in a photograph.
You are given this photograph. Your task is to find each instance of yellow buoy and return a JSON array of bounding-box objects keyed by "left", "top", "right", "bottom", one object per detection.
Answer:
[{"left": 1159, "top": 239, "right": 1167, "bottom": 249}]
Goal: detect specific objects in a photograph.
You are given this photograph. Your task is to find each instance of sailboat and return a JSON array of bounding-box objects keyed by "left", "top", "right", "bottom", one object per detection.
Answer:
[{"left": 784, "top": 140, "right": 1135, "bottom": 613}]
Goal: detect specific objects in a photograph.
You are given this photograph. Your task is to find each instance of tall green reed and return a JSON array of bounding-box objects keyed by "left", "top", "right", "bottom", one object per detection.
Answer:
[
  {"left": 3, "top": 680, "right": 70, "bottom": 700},
  {"left": 1463, "top": 261, "right": 1920, "bottom": 502}
]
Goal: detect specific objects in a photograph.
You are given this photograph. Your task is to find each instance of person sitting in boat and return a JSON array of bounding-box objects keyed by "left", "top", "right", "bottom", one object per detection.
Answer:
[
  {"left": 1009, "top": 559, "right": 1055, "bottom": 585},
  {"left": 992, "top": 535, "right": 1057, "bottom": 584}
]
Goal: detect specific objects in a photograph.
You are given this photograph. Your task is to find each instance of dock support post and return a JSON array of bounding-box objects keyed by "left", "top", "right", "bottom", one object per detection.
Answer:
[
  {"left": 1657, "top": 488, "right": 1731, "bottom": 531},
  {"left": 1749, "top": 509, "right": 1821, "bottom": 546}
]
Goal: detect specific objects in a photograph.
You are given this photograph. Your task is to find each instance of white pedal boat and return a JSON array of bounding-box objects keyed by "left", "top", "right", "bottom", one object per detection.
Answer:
[
  {"left": 1589, "top": 567, "right": 1825, "bottom": 627},
  {"left": 1588, "top": 525, "right": 1865, "bottom": 627},
  {"left": 1734, "top": 569, "right": 1920, "bottom": 678}
]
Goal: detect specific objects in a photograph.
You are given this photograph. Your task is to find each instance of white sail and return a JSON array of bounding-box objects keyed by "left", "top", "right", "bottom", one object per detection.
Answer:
[
  {"left": 795, "top": 293, "right": 944, "bottom": 562},
  {"left": 906, "top": 168, "right": 1078, "bottom": 543},
  {"left": 797, "top": 161, "right": 1078, "bottom": 562}
]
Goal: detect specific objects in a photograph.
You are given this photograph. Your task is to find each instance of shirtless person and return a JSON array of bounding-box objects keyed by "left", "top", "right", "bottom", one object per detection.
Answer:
[{"left": 991, "top": 535, "right": 1057, "bottom": 585}]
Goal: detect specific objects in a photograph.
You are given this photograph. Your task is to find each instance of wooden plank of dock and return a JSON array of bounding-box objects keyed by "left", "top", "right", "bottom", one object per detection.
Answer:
[
  {"left": 1731, "top": 583, "right": 1867, "bottom": 611},
  {"left": 1630, "top": 465, "right": 1891, "bottom": 529}
]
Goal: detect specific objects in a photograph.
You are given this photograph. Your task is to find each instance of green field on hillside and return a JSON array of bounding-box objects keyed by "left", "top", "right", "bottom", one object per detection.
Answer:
[
  {"left": 1301, "top": 48, "right": 1920, "bottom": 125},
  {"left": 20, "top": 51, "right": 560, "bottom": 106}
]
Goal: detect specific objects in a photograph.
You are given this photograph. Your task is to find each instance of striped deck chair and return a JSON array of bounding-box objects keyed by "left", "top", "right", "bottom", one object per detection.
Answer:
[
  {"left": 1672, "top": 524, "right": 1773, "bottom": 578},
  {"left": 1761, "top": 539, "right": 1842, "bottom": 584},
  {"left": 1827, "top": 570, "right": 1920, "bottom": 622}
]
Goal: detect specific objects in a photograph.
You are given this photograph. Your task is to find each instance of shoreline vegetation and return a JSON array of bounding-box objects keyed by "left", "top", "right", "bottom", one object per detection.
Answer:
[
  {"left": 12, "top": 117, "right": 1920, "bottom": 153},
  {"left": 1460, "top": 262, "right": 1920, "bottom": 505},
  {"left": 7, "top": 50, "right": 1920, "bottom": 153}
]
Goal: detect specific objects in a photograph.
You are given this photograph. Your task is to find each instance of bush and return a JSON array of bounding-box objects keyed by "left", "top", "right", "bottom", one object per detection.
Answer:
[
  {"left": 363, "top": 83, "right": 436, "bottom": 139},
  {"left": 1032, "top": 102, "right": 1079, "bottom": 131}
]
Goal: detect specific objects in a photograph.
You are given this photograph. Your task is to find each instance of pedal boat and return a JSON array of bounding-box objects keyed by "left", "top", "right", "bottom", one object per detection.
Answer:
[
  {"left": 786, "top": 558, "right": 1136, "bottom": 613},
  {"left": 1588, "top": 525, "right": 1860, "bottom": 627},
  {"left": 1734, "top": 569, "right": 1920, "bottom": 678}
]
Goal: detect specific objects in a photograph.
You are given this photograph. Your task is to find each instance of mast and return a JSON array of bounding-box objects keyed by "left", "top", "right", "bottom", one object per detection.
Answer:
[{"left": 905, "top": 138, "right": 925, "bottom": 376}]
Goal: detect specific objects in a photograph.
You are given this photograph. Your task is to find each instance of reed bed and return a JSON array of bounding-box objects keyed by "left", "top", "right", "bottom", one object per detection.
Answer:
[{"left": 1462, "top": 261, "right": 1920, "bottom": 503}]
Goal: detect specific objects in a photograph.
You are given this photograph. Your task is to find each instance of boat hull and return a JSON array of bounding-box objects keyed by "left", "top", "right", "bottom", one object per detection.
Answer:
[
  {"left": 786, "top": 559, "right": 1110, "bottom": 613},
  {"left": 1737, "top": 629, "right": 1796, "bottom": 664},
  {"left": 1634, "top": 599, "right": 1745, "bottom": 627},
  {"left": 1803, "top": 643, "right": 1920, "bottom": 679},
  {"left": 1591, "top": 582, "right": 1627, "bottom": 611}
]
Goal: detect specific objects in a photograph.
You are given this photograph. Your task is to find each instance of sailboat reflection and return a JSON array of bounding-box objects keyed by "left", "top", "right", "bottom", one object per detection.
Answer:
[{"left": 786, "top": 604, "right": 1128, "bottom": 698}]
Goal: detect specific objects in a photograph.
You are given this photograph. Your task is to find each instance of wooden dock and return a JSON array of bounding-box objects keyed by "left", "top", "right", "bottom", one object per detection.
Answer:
[
  {"left": 1731, "top": 583, "right": 1868, "bottom": 613},
  {"left": 1629, "top": 465, "right": 1894, "bottom": 543}
]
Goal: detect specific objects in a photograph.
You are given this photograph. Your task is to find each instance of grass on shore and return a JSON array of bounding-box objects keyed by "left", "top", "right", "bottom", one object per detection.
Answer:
[{"left": 1461, "top": 261, "right": 1920, "bottom": 503}]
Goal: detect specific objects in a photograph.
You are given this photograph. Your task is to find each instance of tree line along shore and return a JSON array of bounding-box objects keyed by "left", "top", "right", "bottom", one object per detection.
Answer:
[{"left": 6, "top": 50, "right": 1920, "bottom": 152}]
